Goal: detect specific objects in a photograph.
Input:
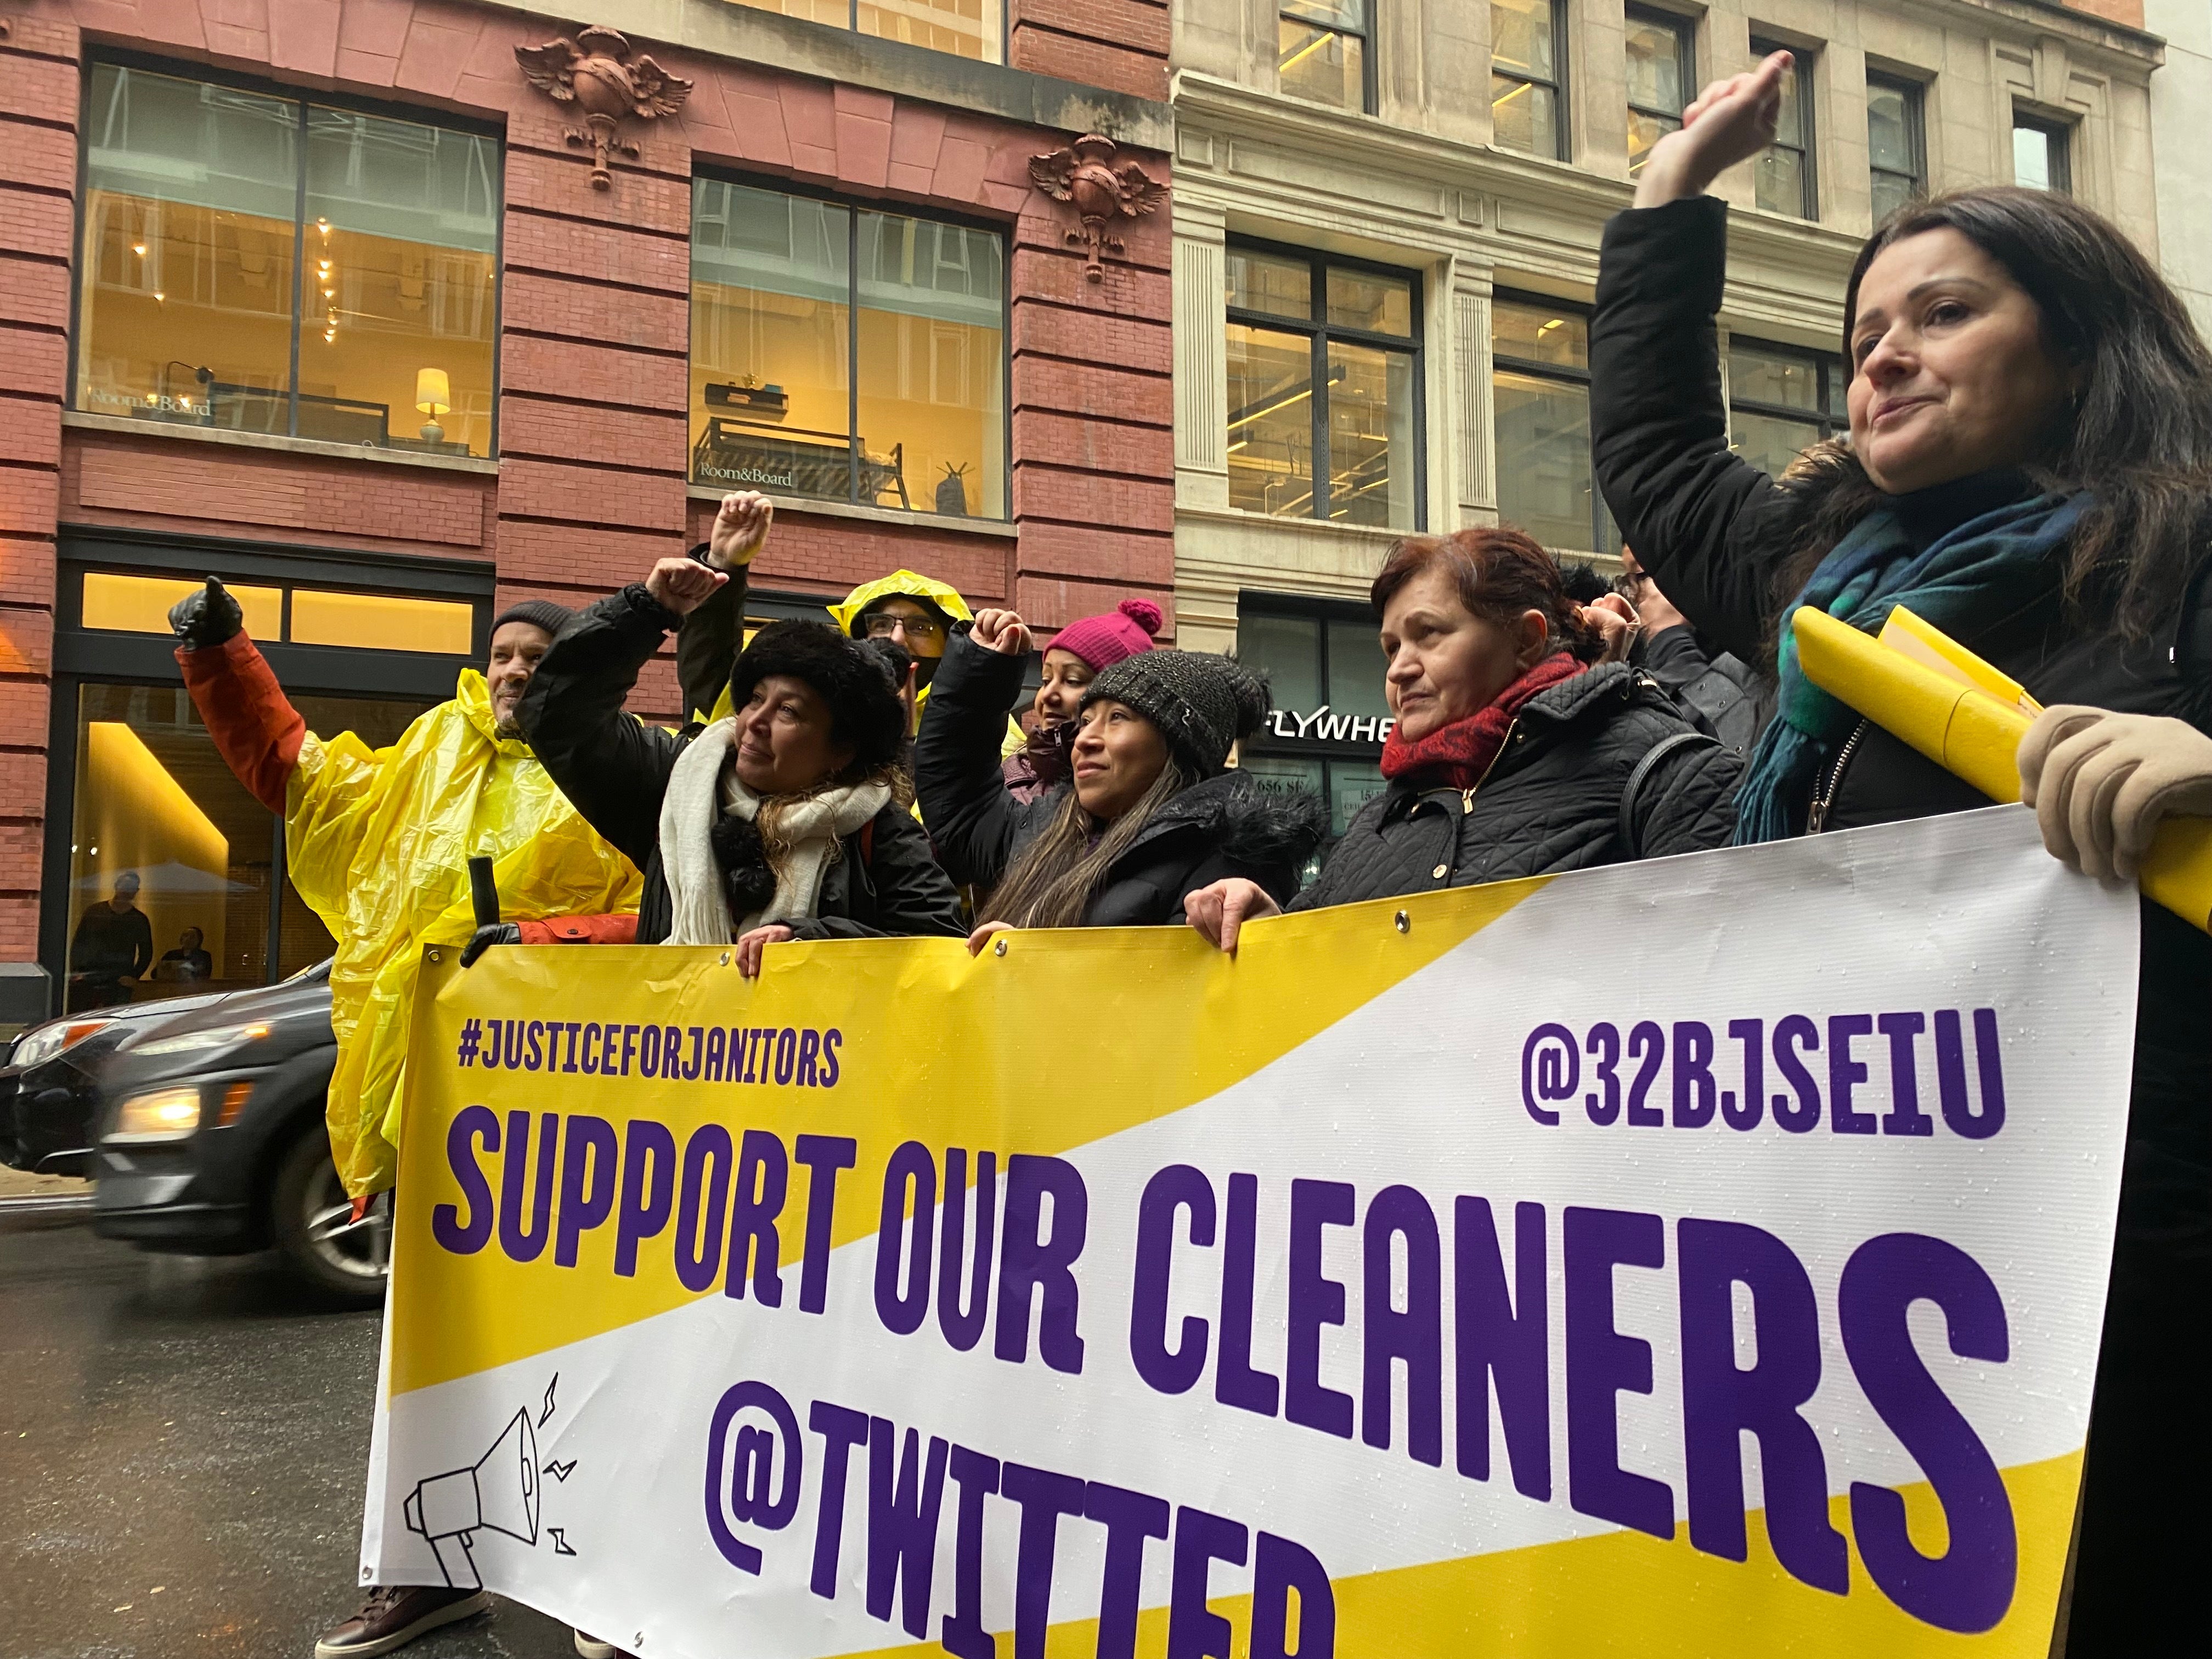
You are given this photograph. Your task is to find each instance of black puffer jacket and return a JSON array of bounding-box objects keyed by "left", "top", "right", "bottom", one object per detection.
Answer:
[
  {"left": 1288, "top": 662, "right": 1741, "bottom": 910},
  {"left": 1591, "top": 196, "right": 2212, "bottom": 1651},
  {"left": 519, "top": 584, "right": 963, "bottom": 946},
  {"left": 917, "top": 635, "right": 1328, "bottom": 924}
]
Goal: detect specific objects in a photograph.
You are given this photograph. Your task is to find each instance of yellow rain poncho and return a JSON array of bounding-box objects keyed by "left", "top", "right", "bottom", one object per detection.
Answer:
[
  {"left": 829, "top": 570, "right": 1024, "bottom": 759},
  {"left": 285, "top": 670, "right": 640, "bottom": 1197}
]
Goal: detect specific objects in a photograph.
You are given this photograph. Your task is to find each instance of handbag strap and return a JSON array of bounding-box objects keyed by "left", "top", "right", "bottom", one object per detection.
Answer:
[{"left": 1617, "top": 730, "right": 1721, "bottom": 859}]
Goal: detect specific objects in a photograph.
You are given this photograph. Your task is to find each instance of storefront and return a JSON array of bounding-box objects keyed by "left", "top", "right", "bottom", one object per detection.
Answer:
[{"left": 1232, "top": 590, "right": 1391, "bottom": 839}]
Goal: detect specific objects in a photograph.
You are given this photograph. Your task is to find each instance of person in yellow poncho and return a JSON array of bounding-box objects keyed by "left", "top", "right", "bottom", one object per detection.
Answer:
[
  {"left": 830, "top": 570, "right": 1027, "bottom": 761},
  {"left": 165, "top": 584, "right": 642, "bottom": 1205}
]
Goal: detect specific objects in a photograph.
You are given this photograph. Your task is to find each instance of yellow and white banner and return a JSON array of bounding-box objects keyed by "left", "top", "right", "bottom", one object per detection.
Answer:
[{"left": 364, "top": 805, "right": 2136, "bottom": 1657}]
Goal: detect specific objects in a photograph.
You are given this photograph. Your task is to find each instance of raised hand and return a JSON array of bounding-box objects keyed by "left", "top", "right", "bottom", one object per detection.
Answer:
[
  {"left": 167, "top": 576, "right": 245, "bottom": 651},
  {"left": 709, "top": 491, "right": 774, "bottom": 569},
  {"left": 970, "top": 608, "right": 1034, "bottom": 657},
  {"left": 1632, "top": 50, "right": 1791, "bottom": 208},
  {"left": 645, "top": 555, "right": 729, "bottom": 619}
]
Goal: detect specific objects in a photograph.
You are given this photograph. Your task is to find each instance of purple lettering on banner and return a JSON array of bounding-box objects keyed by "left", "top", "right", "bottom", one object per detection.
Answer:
[
  {"left": 1724, "top": 1018, "right": 1765, "bottom": 1130},
  {"left": 1520, "top": 1023, "right": 1576, "bottom": 1125},
  {"left": 939, "top": 1445, "right": 1001, "bottom": 1659},
  {"left": 1841, "top": 1233, "right": 2016, "bottom": 1633},
  {"left": 601, "top": 1023, "right": 620, "bottom": 1076},
  {"left": 797, "top": 1028, "right": 821, "bottom": 1087},
  {"left": 620, "top": 1023, "right": 638, "bottom": 1076},
  {"left": 614, "top": 1118, "right": 676, "bottom": 1277},
  {"left": 1167, "top": 1506, "right": 1249, "bottom": 1659},
  {"left": 524, "top": 1019, "right": 545, "bottom": 1073},
  {"left": 1001, "top": 1462, "right": 1088, "bottom": 1659},
  {"left": 661, "top": 1026, "right": 680, "bottom": 1080},
  {"left": 1131, "top": 1164, "right": 1216, "bottom": 1396},
  {"left": 876, "top": 1141, "right": 938, "bottom": 1336},
  {"left": 581, "top": 1023, "right": 601, "bottom": 1076},
  {"left": 994, "top": 1155, "right": 1088, "bottom": 1374},
  {"left": 703, "top": 1380, "right": 803, "bottom": 1575},
  {"left": 498, "top": 1111, "right": 561, "bottom": 1264},
  {"left": 562, "top": 1020, "right": 582, "bottom": 1074},
  {"left": 704, "top": 1026, "right": 727, "bottom": 1082},
  {"left": 938, "top": 1149, "right": 998, "bottom": 1353},
  {"left": 675, "top": 1125, "right": 734, "bottom": 1294},
  {"left": 1672, "top": 1021, "right": 1717, "bottom": 1128},
  {"left": 1678, "top": 1218, "right": 1849, "bottom": 1593},
  {"left": 1877, "top": 1012, "right": 1933, "bottom": 1136},
  {"left": 1251, "top": 1531, "right": 1336, "bottom": 1659},
  {"left": 1361, "top": 1184, "right": 1442, "bottom": 1466},
  {"left": 1829, "top": 1014, "right": 1877, "bottom": 1134},
  {"left": 1584, "top": 1021, "right": 1622, "bottom": 1125},
  {"left": 793, "top": 1134, "right": 857, "bottom": 1314},
  {"left": 1453, "top": 1197, "right": 1550, "bottom": 1499},
  {"left": 775, "top": 1027, "right": 797, "bottom": 1086},
  {"left": 1086, "top": 1481, "right": 1171, "bottom": 1659},
  {"left": 640, "top": 1024, "right": 662, "bottom": 1079},
  {"left": 1216, "top": 1172, "right": 1281, "bottom": 1417},
  {"left": 1286, "top": 1180, "right": 1356, "bottom": 1440},
  {"left": 481, "top": 1020, "right": 503, "bottom": 1070},
  {"left": 683, "top": 1026, "right": 704, "bottom": 1081},
  {"left": 1625, "top": 1022, "right": 1666, "bottom": 1127},
  {"left": 726, "top": 1128, "right": 788, "bottom": 1305},
  {"left": 431, "top": 1104, "right": 499, "bottom": 1255},
  {"left": 806, "top": 1400, "right": 871, "bottom": 1600},
  {"left": 866, "top": 1419, "right": 949, "bottom": 1637},
  {"left": 821, "top": 1028, "right": 843, "bottom": 1087},
  {"left": 554, "top": 1113, "right": 619, "bottom": 1268},
  {"left": 1771, "top": 1015, "right": 1822, "bottom": 1131},
  {"left": 1935, "top": 1009, "right": 2008, "bottom": 1139},
  {"left": 1564, "top": 1206, "right": 1673, "bottom": 1538}
]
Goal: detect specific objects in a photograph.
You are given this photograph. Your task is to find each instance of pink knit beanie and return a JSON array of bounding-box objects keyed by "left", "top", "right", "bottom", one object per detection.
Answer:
[{"left": 1047, "top": 597, "right": 1163, "bottom": 671}]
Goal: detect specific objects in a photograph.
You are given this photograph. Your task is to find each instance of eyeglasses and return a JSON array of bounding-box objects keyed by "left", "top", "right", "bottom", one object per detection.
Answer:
[{"left": 862, "top": 612, "right": 946, "bottom": 644}]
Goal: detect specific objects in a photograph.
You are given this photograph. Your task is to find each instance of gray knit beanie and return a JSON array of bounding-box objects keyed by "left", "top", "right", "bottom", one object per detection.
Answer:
[
  {"left": 1082, "top": 649, "right": 1269, "bottom": 777},
  {"left": 491, "top": 599, "right": 575, "bottom": 638}
]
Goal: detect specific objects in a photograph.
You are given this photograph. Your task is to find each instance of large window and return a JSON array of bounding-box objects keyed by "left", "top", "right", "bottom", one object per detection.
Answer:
[
  {"left": 719, "top": 0, "right": 1001, "bottom": 63},
  {"left": 1492, "top": 0, "right": 1567, "bottom": 159},
  {"left": 1728, "top": 338, "right": 1845, "bottom": 481},
  {"left": 1236, "top": 601, "right": 1391, "bottom": 840},
  {"left": 1278, "top": 0, "right": 1373, "bottom": 112},
  {"left": 75, "top": 64, "right": 499, "bottom": 456},
  {"left": 1224, "top": 242, "right": 1421, "bottom": 529},
  {"left": 1491, "top": 296, "right": 1617, "bottom": 560},
  {"left": 2013, "top": 114, "right": 2072, "bottom": 194},
  {"left": 1752, "top": 40, "right": 1816, "bottom": 219},
  {"left": 1866, "top": 72, "right": 1926, "bottom": 223},
  {"left": 1625, "top": 8, "right": 1695, "bottom": 178},
  {"left": 690, "top": 178, "right": 1007, "bottom": 518}
]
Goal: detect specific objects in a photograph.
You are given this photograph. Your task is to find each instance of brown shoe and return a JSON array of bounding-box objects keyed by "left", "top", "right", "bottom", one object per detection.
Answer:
[{"left": 314, "top": 1584, "right": 491, "bottom": 1657}]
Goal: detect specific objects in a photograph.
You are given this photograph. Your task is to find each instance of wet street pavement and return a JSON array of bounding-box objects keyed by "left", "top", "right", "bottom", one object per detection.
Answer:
[{"left": 0, "top": 1212, "right": 575, "bottom": 1659}]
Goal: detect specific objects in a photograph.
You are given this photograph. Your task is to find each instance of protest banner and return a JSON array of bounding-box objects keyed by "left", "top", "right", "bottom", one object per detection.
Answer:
[{"left": 362, "top": 805, "right": 2137, "bottom": 1658}]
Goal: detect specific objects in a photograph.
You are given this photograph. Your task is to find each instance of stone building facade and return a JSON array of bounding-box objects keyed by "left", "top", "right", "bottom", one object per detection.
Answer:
[{"left": 0, "top": 0, "right": 1172, "bottom": 1008}]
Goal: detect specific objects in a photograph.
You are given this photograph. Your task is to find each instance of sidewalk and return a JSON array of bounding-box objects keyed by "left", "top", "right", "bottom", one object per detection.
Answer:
[{"left": 0, "top": 1165, "right": 90, "bottom": 1201}]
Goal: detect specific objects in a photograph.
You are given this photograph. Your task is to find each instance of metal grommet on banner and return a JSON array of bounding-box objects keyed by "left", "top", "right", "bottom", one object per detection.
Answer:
[
  {"left": 1394, "top": 910, "right": 1410, "bottom": 934},
  {"left": 994, "top": 937, "right": 1008, "bottom": 957},
  {"left": 719, "top": 951, "right": 730, "bottom": 966},
  {"left": 426, "top": 948, "right": 441, "bottom": 964}
]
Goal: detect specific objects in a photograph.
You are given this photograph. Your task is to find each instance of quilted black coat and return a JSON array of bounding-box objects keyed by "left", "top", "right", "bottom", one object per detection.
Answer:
[{"left": 1288, "top": 662, "right": 1741, "bottom": 910}]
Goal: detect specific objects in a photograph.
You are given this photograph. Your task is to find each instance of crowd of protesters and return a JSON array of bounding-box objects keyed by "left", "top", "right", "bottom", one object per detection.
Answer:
[{"left": 159, "top": 47, "right": 2212, "bottom": 1659}]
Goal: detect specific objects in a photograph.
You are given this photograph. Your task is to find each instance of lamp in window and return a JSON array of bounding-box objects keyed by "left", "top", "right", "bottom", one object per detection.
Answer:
[{"left": 415, "top": 369, "right": 451, "bottom": 445}]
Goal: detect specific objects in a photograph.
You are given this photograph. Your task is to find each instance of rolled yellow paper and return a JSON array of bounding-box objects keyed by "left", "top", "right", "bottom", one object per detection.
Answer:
[{"left": 1792, "top": 604, "right": 2212, "bottom": 933}]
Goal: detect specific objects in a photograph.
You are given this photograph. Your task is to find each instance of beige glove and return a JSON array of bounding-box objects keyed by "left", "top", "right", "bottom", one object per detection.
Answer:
[{"left": 2017, "top": 704, "right": 2212, "bottom": 881}]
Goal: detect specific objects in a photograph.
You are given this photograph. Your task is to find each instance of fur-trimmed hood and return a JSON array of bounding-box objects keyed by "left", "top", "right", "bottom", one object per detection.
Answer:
[{"left": 1066, "top": 768, "right": 1329, "bottom": 873}]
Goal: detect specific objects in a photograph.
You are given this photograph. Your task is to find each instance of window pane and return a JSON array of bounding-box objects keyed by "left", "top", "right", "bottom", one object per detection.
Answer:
[
  {"left": 691, "top": 180, "right": 853, "bottom": 501},
  {"left": 1493, "top": 368, "right": 1604, "bottom": 554},
  {"left": 854, "top": 0, "right": 1003, "bottom": 63},
  {"left": 856, "top": 211, "right": 1007, "bottom": 517},
  {"left": 290, "top": 590, "right": 475, "bottom": 654},
  {"left": 1756, "top": 145, "right": 1806, "bottom": 217},
  {"left": 1493, "top": 302, "right": 1588, "bottom": 370},
  {"left": 1278, "top": 20, "right": 1365, "bottom": 109},
  {"left": 67, "top": 684, "right": 273, "bottom": 1009},
  {"left": 82, "top": 573, "right": 281, "bottom": 641},
  {"left": 1867, "top": 82, "right": 1915, "bottom": 175},
  {"left": 76, "top": 65, "right": 297, "bottom": 432},
  {"left": 1625, "top": 19, "right": 1687, "bottom": 116},
  {"left": 1324, "top": 618, "right": 1391, "bottom": 718},
  {"left": 1730, "top": 409, "right": 1822, "bottom": 481},
  {"left": 1628, "top": 109, "right": 1680, "bottom": 176},
  {"left": 1237, "top": 614, "right": 1323, "bottom": 712},
  {"left": 1491, "top": 0, "right": 1557, "bottom": 80},
  {"left": 1282, "top": 0, "right": 1367, "bottom": 28},
  {"left": 1227, "top": 324, "right": 1318, "bottom": 518},
  {"left": 1871, "top": 168, "right": 1916, "bottom": 225},
  {"left": 1768, "top": 52, "right": 1804, "bottom": 146},
  {"left": 1729, "top": 345, "right": 1821, "bottom": 411},
  {"left": 1326, "top": 339, "right": 1417, "bottom": 528},
  {"left": 1226, "top": 249, "right": 1312, "bottom": 320},
  {"left": 304, "top": 109, "right": 499, "bottom": 456},
  {"left": 1324, "top": 760, "right": 1386, "bottom": 837},
  {"left": 2013, "top": 125, "right": 2055, "bottom": 191},
  {"left": 1325, "top": 267, "right": 1412, "bottom": 336},
  {"left": 718, "top": 0, "right": 851, "bottom": 28},
  {"left": 1491, "top": 74, "right": 1559, "bottom": 157}
]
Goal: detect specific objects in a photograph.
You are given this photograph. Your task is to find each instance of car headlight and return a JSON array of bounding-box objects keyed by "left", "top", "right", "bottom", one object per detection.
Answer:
[
  {"left": 131, "top": 1022, "right": 271, "bottom": 1059},
  {"left": 109, "top": 1086, "right": 204, "bottom": 1144},
  {"left": 10, "top": 1017, "right": 117, "bottom": 1070}
]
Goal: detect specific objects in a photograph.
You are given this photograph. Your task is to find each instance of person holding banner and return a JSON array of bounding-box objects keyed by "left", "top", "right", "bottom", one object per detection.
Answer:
[
  {"left": 1590, "top": 50, "right": 2212, "bottom": 1647},
  {"left": 918, "top": 613, "right": 1326, "bottom": 946},
  {"left": 1184, "top": 527, "right": 1743, "bottom": 949}
]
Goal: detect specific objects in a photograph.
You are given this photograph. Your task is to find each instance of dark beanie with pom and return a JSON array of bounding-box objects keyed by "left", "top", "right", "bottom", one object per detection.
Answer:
[
  {"left": 1081, "top": 650, "right": 1268, "bottom": 778},
  {"left": 726, "top": 620, "right": 908, "bottom": 778},
  {"left": 490, "top": 599, "right": 575, "bottom": 638}
]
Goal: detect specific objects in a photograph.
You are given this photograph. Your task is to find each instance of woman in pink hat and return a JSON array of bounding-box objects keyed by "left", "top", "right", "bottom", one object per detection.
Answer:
[{"left": 1002, "top": 597, "right": 1163, "bottom": 802}]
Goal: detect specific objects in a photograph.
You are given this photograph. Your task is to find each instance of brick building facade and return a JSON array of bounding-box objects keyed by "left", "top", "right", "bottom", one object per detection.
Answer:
[{"left": 0, "top": 0, "right": 1172, "bottom": 1010}]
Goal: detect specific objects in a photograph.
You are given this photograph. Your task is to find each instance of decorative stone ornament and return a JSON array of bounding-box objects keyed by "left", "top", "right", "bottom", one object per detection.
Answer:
[
  {"left": 515, "top": 25, "right": 693, "bottom": 189},
  {"left": 1028, "top": 134, "right": 1168, "bottom": 283}
]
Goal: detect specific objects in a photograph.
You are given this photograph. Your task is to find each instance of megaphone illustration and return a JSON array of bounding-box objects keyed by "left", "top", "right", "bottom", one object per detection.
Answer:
[{"left": 403, "top": 1408, "right": 541, "bottom": 1589}]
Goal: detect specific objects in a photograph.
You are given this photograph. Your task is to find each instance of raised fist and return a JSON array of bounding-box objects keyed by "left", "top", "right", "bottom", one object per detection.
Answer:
[
  {"left": 168, "top": 577, "right": 244, "bottom": 651},
  {"left": 970, "top": 608, "right": 1032, "bottom": 657}
]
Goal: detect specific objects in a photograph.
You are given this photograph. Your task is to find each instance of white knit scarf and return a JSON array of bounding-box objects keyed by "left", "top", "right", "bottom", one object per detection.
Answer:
[{"left": 658, "top": 717, "right": 891, "bottom": 946}]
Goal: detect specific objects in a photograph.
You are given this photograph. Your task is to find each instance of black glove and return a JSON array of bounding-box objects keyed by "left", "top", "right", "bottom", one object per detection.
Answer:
[
  {"left": 459, "top": 923, "right": 520, "bottom": 967},
  {"left": 168, "top": 577, "right": 244, "bottom": 650}
]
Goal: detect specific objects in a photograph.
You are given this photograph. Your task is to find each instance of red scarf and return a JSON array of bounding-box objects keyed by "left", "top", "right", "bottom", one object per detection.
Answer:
[{"left": 1379, "top": 653, "right": 1587, "bottom": 791}]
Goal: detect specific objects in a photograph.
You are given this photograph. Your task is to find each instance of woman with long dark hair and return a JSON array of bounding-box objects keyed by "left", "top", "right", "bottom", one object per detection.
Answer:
[{"left": 1593, "top": 51, "right": 2212, "bottom": 1647}]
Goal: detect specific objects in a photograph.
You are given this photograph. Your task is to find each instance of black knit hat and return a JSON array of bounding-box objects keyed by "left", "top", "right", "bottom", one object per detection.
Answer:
[
  {"left": 727, "top": 620, "right": 907, "bottom": 776},
  {"left": 1082, "top": 650, "right": 1269, "bottom": 777},
  {"left": 491, "top": 599, "right": 575, "bottom": 638}
]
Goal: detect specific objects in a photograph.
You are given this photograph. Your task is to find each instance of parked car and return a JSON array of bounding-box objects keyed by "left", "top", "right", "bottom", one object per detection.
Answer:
[
  {"left": 1, "top": 989, "right": 229, "bottom": 1175},
  {"left": 3, "top": 961, "right": 387, "bottom": 1306}
]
